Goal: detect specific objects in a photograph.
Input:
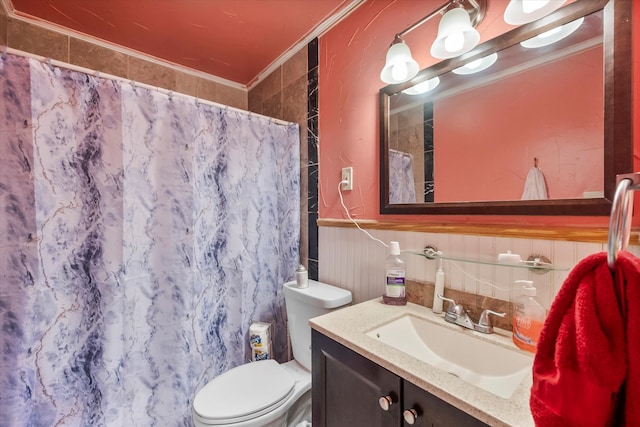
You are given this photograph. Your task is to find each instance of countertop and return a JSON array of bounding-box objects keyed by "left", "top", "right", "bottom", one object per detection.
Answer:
[{"left": 309, "top": 298, "right": 534, "bottom": 427}]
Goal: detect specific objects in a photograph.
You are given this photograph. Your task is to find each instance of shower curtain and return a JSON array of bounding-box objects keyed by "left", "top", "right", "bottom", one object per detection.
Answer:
[
  {"left": 389, "top": 149, "right": 417, "bottom": 204},
  {"left": 0, "top": 54, "right": 300, "bottom": 426}
]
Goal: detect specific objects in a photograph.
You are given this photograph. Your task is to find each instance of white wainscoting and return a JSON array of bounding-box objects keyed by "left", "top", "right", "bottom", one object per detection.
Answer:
[{"left": 319, "top": 226, "right": 640, "bottom": 310}]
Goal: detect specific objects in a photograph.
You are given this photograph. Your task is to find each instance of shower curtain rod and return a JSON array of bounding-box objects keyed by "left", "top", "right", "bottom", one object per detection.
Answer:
[{"left": 1, "top": 45, "right": 293, "bottom": 127}]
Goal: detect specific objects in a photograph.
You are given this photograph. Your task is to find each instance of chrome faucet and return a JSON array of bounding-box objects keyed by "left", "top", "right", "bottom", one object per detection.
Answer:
[{"left": 437, "top": 295, "right": 505, "bottom": 334}]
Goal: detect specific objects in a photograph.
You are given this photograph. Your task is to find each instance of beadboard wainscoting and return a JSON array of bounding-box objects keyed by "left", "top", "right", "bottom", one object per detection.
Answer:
[{"left": 318, "top": 223, "right": 640, "bottom": 311}]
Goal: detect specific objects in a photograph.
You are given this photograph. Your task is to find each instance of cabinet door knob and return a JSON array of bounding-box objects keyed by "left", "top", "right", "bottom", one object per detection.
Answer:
[
  {"left": 378, "top": 395, "right": 394, "bottom": 411},
  {"left": 403, "top": 408, "right": 419, "bottom": 425}
]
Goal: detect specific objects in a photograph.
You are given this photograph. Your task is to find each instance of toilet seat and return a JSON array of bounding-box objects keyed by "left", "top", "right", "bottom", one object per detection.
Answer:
[{"left": 193, "top": 359, "right": 296, "bottom": 425}]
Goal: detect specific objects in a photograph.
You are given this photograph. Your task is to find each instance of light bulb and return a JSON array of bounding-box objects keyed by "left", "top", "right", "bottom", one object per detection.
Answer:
[
  {"left": 537, "top": 26, "right": 562, "bottom": 39},
  {"left": 522, "top": 0, "right": 550, "bottom": 14},
  {"left": 466, "top": 58, "right": 483, "bottom": 70},
  {"left": 402, "top": 77, "right": 440, "bottom": 95},
  {"left": 451, "top": 53, "right": 498, "bottom": 75},
  {"left": 444, "top": 32, "right": 465, "bottom": 53},
  {"left": 520, "top": 17, "right": 584, "bottom": 49},
  {"left": 391, "top": 62, "right": 408, "bottom": 81}
]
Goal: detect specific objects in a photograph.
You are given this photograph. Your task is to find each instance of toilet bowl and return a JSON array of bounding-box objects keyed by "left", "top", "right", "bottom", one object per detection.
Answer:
[
  {"left": 192, "top": 280, "right": 352, "bottom": 427},
  {"left": 192, "top": 360, "right": 310, "bottom": 427}
]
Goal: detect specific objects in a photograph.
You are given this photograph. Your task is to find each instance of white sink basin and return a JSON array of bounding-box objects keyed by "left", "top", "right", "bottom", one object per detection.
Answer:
[{"left": 366, "top": 315, "right": 533, "bottom": 399}]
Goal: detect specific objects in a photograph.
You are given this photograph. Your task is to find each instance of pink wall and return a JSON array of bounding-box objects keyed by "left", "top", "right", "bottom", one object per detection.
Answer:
[
  {"left": 435, "top": 46, "right": 603, "bottom": 202},
  {"left": 319, "top": 0, "right": 637, "bottom": 227}
]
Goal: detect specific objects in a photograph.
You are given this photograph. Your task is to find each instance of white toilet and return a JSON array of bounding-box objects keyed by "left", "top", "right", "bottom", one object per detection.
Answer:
[{"left": 192, "top": 279, "right": 352, "bottom": 427}]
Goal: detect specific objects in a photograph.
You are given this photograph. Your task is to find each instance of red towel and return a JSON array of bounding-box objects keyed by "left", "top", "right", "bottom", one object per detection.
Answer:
[{"left": 530, "top": 251, "right": 640, "bottom": 426}]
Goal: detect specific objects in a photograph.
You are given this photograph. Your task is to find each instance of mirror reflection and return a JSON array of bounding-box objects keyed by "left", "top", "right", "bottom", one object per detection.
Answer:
[
  {"left": 387, "top": 10, "right": 602, "bottom": 205},
  {"left": 379, "top": 0, "right": 632, "bottom": 216}
]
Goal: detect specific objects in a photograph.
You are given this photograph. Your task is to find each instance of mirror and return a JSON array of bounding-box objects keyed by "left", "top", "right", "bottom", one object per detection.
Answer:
[{"left": 380, "top": 0, "right": 631, "bottom": 215}]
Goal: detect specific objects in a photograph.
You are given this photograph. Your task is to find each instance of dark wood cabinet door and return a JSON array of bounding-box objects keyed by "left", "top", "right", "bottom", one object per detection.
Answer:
[
  {"left": 402, "top": 381, "right": 488, "bottom": 427},
  {"left": 312, "top": 330, "right": 402, "bottom": 427}
]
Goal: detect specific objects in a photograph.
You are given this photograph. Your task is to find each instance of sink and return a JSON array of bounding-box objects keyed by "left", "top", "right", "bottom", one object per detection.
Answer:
[{"left": 366, "top": 315, "right": 533, "bottom": 399}]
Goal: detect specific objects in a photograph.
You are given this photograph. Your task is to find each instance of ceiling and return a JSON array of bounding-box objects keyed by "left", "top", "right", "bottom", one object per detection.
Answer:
[{"left": 6, "top": 0, "right": 360, "bottom": 87}]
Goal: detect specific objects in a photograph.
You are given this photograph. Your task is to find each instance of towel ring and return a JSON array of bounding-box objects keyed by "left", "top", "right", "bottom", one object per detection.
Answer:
[{"left": 607, "top": 173, "right": 640, "bottom": 268}]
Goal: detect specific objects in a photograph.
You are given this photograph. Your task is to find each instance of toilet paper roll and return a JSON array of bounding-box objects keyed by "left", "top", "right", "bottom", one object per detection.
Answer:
[{"left": 249, "top": 322, "right": 271, "bottom": 349}]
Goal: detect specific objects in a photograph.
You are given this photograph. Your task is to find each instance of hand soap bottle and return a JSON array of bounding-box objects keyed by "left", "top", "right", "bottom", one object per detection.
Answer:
[
  {"left": 512, "top": 280, "right": 547, "bottom": 353},
  {"left": 382, "top": 241, "right": 407, "bottom": 306}
]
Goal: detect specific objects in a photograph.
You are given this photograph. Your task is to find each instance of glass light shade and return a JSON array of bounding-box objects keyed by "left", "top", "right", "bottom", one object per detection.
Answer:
[
  {"left": 430, "top": 8, "right": 481, "bottom": 59},
  {"left": 380, "top": 40, "right": 420, "bottom": 84},
  {"left": 504, "top": 0, "right": 566, "bottom": 25},
  {"left": 402, "top": 76, "right": 440, "bottom": 95},
  {"left": 520, "top": 17, "right": 584, "bottom": 48},
  {"left": 452, "top": 52, "right": 498, "bottom": 75}
]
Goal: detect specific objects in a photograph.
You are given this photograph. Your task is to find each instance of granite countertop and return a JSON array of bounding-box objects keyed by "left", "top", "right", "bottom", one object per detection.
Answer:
[{"left": 309, "top": 298, "right": 534, "bottom": 427}]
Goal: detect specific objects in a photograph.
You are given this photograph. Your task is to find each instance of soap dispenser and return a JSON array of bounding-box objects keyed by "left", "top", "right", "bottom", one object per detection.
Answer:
[{"left": 512, "top": 280, "right": 547, "bottom": 353}]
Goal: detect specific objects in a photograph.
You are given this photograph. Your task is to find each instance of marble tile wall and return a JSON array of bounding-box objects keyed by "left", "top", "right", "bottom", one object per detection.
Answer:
[
  {"left": 307, "top": 40, "right": 320, "bottom": 280},
  {"left": 0, "top": 6, "right": 247, "bottom": 110},
  {"left": 248, "top": 41, "right": 319, "bottom": 279},
  {"left": 0, "top": 8, "right": 7, "bottom": 45}
]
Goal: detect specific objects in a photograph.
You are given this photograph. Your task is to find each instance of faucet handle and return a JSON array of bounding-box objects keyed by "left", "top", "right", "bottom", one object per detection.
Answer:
[
  {"left": 437, "top": 295, "right": 465, "bottom": 323},
  {"left": 475, "top": 309, "right": 506, "bottom": 334},
  {"left": 437, "top": 295, "right": 456, "bottom": 310}
]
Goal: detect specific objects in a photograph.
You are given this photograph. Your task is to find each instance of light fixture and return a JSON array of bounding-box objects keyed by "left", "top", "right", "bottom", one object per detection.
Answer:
[
  {"left": 504, "top": 0, "right": 566, "bottom": 25},
  {"left": 380, "top": 0, "right": 486, "bottom": 84},
  {"left": 380, "top": 35, "right": 420, "bottom": 84},
  {"left": 520, "top": 17, "right": 584, "bottom": 48},
  {"left": 402, "top": 76, "right": 441, "bottom": 95},
  {"left": 451, "top": 52, "right": 498, "bottom": 74},
  {"left": 430, "top": 6, "right": 481, "bottom": 59}
]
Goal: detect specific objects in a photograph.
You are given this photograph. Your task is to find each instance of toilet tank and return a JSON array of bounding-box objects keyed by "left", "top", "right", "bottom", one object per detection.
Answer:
[{"left": 283, "top": 280, "right": 352, "bottom": 371}]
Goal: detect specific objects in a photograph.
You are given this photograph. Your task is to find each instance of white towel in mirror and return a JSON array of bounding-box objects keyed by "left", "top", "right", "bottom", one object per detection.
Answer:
[{"left": 521, "top": 166, "right": 548, "bottom": 200}]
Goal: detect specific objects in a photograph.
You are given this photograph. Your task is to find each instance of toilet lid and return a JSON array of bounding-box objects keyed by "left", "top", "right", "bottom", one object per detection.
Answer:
[{"left": 193, "top": 359, "right": 296, "bottom": 424}]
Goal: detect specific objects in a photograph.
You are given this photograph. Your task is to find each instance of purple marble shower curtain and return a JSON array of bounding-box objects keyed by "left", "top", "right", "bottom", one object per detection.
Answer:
[
  {"left": 0, "top": 54, "right": 300, "bottom": 426},
  {"left": 389, "top": 149, "right": 416, "bottom": 204}
]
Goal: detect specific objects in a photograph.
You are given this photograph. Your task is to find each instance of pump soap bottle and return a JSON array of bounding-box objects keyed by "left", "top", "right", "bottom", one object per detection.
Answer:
[
  {"left": 382, "top": 241, "right": 407, "bottom": 306},
  {"left": 512, "top": 280, "right": 547, "bottom": 353}
]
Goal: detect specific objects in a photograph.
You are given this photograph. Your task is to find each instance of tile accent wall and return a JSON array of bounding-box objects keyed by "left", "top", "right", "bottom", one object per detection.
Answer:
[
  {"left": 0, "top": 9, "right": 7, "bottom": 45},
  {"left": 307, "top": 39, "right": 320, "bottom": 280},
  {"left": 318, "top": 225, "right": 640, "bottom": 314},
  {"left": 248, "top": 43, "right": 316, "bottom": 279}
]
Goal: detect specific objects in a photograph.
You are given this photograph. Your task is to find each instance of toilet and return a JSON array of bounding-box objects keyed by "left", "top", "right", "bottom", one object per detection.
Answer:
[{"left": 192, "top": 279, "right": 352, "bottom": 427}]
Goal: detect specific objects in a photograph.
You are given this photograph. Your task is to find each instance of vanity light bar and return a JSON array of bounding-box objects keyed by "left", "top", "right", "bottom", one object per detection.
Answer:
[{"left": 380, "top": 0, "right": 486, "bottom": 84}]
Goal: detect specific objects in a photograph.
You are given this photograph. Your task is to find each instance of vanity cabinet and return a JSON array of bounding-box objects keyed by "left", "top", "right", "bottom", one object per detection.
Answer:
[{"left": 312, "top": 330, "right": 488, "bottom": 427}]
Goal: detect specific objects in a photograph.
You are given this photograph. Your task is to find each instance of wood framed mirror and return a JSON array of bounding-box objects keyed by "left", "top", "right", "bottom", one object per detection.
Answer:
[{"left": 379, "top": 0, "right": 631, "bottom": 215}]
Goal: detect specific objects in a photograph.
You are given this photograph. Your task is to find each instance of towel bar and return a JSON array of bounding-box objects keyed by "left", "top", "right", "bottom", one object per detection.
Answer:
[{"left": 608, "top": 173, "right": 640, "bottom": 268}]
